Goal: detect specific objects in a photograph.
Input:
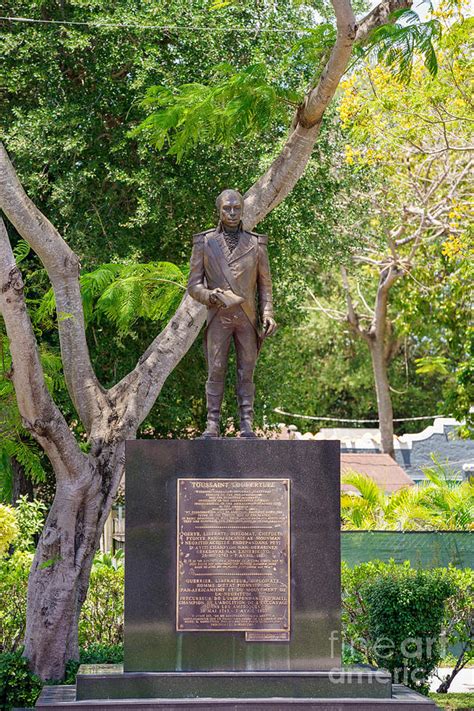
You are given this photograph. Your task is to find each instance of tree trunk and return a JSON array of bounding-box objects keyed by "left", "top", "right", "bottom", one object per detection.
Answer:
[
  {"left": 369, "top": 339, "right": 395, "bottom": 458},
  {"left": 11, "top": 456, "right": 34, "bottom": 504},
  {"left": 23, "top": 442, "right": 126, "bottom": 680}
]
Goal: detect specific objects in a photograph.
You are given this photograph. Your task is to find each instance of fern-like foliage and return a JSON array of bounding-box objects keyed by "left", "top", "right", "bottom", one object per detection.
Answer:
[
  {"left": 0, "top": 440, "right": 45, "bottom": 485},
  {"left": 95, "top": 262, "right": 187, "bottom": 334},
  {"left": 131, "top": 63, "right": 300, "bottom": 161},
  {"left": 359, "top": 10, "right": 442, "bottom": 82},
  {"left": 13, "top": 240, "right": 30, "bottom": 264},
  {"left": 0, "top": 333, "right": 50, "bottom": 500},
  {"left": 132, "top": 9, "right": 441, "bottom": 160},
  {"left": 37, "top": 261, "right": 188, "bottom": 336}
]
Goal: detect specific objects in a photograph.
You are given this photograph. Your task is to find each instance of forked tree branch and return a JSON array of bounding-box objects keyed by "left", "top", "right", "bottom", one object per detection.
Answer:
[
  {"left": 341, "top": 265, "right": 370, "bottom": 341},
  {"left": 0, "top": 218, "right": 85, "bottom": 479},
  {"left": 0, "top": 145, "right": 106, "bottom": 433},
  {"left": 109, "top": 293, "right": 205, "bottom": 426}
]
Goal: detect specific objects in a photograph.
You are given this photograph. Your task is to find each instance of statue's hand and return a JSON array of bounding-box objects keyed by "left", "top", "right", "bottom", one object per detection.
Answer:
[
  {"left": 209, "top": 288, "right": 225, "bottom": 306},
  {"left": 263, "top": 316, "right": 277, "bottom": 337}
]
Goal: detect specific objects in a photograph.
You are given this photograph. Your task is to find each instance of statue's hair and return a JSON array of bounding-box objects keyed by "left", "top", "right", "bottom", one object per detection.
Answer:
[{"left": 216, "top": 189, "right": 244, "bottom": 211}]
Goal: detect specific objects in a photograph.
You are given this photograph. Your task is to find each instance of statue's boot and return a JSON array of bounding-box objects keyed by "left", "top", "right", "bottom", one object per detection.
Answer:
[
  {"left": 201, "top": 381, "right": 224, "bottom": 438},
  {"left": 238, "top": 383, "right": 257, "bottom": 438}
]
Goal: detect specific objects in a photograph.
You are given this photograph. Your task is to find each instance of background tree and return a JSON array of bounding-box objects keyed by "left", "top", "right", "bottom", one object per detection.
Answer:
[
  {"left": 0, "top": 0, "right": 417, "bottom": 680},
  {"left": 312, "top": 13, "right": 472, "bottom": 456}
]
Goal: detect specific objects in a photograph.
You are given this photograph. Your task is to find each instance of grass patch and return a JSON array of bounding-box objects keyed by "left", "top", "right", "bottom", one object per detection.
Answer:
[{"left": 430, "top": 693, "right": 474, "bottom": 710}]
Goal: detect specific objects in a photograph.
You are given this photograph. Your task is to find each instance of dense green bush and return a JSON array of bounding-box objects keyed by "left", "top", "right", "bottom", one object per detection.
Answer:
[
  {"left": 0, "top": 649, "right": 43, "bottom": 710},
  {"left": 0, "top": 644, "right": 124, "bottom": 710},
  {"left": 434, "top": 567, "right": 473, "bottom": 693},
  {"left": 342, "top": 561, "right": 458, "bottom": 694},
  {"left": 64, "top": 643, "right": 124, "bottom": 684},
  {"left": 0, "top": 551, "right": 31, "bottom": 653},
  {"left": 78, "top": 561, "right": 124, "bottom": 647},
  {"left": 365, "top": 570, "right": 455, "bottom": 693},
  {"left": 0, "top": 551, "right": 125, "bottom": 655},
  {"left": 13, "top": 497, "right": 47, "bottom": 552}
]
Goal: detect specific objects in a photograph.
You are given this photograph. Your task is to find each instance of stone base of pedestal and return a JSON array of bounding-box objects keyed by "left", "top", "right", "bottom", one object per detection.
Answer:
[
  {"left": 36, "top": 683, "right": 440, "bottom": 710},
  {"left": 36, "top": 666, "right": 440, "bottom": 710},
  {"left": 75, "top": 666, "right": 392, "bottom": 701}
]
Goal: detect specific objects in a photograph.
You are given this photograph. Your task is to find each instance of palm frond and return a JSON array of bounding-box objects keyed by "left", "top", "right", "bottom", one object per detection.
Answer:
[{"left": 342, "top": 471, "right": 385, "bottom": 508}]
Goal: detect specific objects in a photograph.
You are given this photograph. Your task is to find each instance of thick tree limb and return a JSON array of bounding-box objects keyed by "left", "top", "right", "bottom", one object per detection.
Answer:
[
  {"left": 108, "top": 293, "right": 206, "bottom": 428},
  {"left": 0, "top": 144, "right": 105, "bottom": 432},
  {"left": 372, "top": 265, "right": 402, "bottom": 340},
  {"left": 0, "top": 218, "right": 86, "bottom": 478},
  {"left": 341, "top": 265, "right": 370, "bottom": 341}
]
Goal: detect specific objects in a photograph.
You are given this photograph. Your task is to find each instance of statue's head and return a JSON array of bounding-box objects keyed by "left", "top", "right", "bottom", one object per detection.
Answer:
[{"left": 216, "top": 189, "right": 244, "bottom": 230}]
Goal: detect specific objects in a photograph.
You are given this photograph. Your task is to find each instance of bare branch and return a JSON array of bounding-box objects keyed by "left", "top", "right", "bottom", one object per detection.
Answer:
[
  {"left": 356, "top": 281, "right": 375, "bottom": 316},
  {"left": 0, "top": 218, "right": 86, "bottom": 480},
  {"left": 0, "top": 144, "right": 105, "bottom": 432},
  {"left": 352, "top": 255, "right": 386, "bottom": 266},
  {"left": 307, "top": 288, "right": 346, "bottom": 321},
  {"left": 340, "top": 265, "right": 370, "bottom": 341},
  {"left": 373, "top": 264, "right": 402, "bottom": 340}
]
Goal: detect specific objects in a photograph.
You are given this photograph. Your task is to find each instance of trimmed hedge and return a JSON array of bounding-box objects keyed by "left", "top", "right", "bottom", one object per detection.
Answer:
[
  {"left": 342, "top": 561, "right": 469, "bottom": 694},
  {"left": 364, "top": 569, "right": 455, "bottom": 693}
]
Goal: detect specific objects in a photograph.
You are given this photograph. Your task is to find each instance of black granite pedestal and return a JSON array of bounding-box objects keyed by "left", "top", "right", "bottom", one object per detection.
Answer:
[
  {"left": 36, "top": 440, "right": 440, "bottom": 709},
  {"left": 125, "top": 440, "right": 341, "bottom": 673}
]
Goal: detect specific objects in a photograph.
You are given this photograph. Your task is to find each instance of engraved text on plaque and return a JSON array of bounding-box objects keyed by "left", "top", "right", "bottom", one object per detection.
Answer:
[{"left": 176, "top": 478, "right": 290, "bottom": 634}]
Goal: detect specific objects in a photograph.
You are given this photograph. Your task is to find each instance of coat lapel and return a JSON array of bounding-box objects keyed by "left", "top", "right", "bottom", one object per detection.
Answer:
[
  {"left": 215, "top": 231, "right": 232, "bottom": 263},
  {"left": 228, "top": 232, "right": 254, "bottom": 264}
]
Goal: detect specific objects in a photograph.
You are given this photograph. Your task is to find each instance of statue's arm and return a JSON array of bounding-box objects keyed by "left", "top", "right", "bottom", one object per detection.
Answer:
[
  {"left": 257, "top": 235, "right": 274, "bottom": 319},
  {"left": 187, "top": 234, "right": 212, "bottom": 306}
]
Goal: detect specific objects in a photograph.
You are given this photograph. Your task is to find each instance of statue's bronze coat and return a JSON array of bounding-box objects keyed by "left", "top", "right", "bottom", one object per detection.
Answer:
[{"left": 187, "top": 217, "right": 275, "bottom": 437}]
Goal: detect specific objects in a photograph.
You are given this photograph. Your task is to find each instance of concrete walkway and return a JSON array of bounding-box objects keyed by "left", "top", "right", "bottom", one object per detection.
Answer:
[{"left": 430, "top": 667, "right": 474, "bottom": 693}]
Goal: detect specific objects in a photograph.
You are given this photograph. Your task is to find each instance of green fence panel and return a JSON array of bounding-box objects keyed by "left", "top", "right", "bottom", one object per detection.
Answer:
[{"left": 341, "top": 531, "right": 473, "bottom": 569}]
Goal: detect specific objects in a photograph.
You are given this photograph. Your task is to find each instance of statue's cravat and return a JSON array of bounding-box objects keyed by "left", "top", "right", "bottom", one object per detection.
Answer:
[{"left": 223, "top": 230, "right": 240, "bottom": 254}]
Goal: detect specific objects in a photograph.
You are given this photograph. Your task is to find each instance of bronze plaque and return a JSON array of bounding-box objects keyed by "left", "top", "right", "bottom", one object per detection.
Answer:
[{"left": 176, "top": 478, "right": 290, "bottom": 633}]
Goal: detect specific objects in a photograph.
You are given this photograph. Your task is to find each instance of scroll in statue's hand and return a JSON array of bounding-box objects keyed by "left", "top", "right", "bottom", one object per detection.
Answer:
[
  {"left": 210, "top": 289, "right": 245, "bottom": 308},
  {"left": 209, "top": 288, "right": 225, "bottom": 306}
]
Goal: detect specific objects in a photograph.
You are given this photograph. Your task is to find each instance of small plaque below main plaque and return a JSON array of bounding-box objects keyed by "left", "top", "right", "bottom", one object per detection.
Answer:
[{"left": 176, "top": 478, "right": 290, "bottom": 637}]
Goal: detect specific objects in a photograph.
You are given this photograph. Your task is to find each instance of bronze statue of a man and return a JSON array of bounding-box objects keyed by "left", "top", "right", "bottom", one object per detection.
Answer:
[{"left": 188, "top": 189, "right": 277, "bottom": 438}]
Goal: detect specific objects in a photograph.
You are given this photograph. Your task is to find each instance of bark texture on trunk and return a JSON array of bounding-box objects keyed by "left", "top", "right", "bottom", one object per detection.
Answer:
[
  {"left": 368, "top": 339, "right": 395, "bottom": 459},
  {"left": 23, "top": 442, "right": 126, "bottom": 679},
  {"left": 341, "top": 264, "right": 402, "bottom": 459},
  {"left": 0, "top": 146, "right": 106, "bottom": 432}
]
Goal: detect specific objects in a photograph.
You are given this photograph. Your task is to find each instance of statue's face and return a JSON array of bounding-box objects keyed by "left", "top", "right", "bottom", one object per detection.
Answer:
[{"left": 219, "top": 193, "right": 242, "bottom": 230}]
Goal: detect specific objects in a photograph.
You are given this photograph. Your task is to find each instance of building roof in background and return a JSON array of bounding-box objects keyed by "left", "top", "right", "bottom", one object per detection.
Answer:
[{"left": 341, "top": 453, "right": 414, "bottom": 493}]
